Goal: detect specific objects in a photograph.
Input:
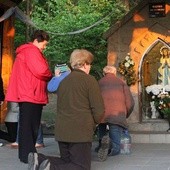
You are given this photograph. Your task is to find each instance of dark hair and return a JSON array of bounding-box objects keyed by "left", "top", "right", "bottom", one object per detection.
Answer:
[{"left": 32, "top": 30, "right": 50, "bottom": 42}]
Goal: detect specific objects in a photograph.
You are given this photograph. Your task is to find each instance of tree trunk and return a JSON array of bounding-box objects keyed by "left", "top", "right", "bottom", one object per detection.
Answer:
[{"left": 26, "top": 0, "right": 32, "bottom": 42}]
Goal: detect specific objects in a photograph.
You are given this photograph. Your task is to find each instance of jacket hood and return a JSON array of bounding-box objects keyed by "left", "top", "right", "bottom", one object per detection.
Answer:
[{"left": 16, "top": 43, "right": 39, "bottom": 54}]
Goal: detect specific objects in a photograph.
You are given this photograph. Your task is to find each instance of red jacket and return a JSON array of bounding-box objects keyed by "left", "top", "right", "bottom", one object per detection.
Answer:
[
  {"left": 6, "top": 43, "right": 52, "bottom": 104},
  {"left": 98, "top": 73, "right": 134, "bottom": 128}
]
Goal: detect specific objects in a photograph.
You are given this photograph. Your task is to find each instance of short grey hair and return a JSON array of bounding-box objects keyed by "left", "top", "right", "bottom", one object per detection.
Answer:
[
  {"left": 103, "top": 66, "right": 117, "bottom": 74},
  {"left": 70, "top": 49, "right": 94, "bottom": 69}
]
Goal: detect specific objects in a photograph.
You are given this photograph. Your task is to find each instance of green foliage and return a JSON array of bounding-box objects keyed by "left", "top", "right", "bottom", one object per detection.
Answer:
[
  {"left": 15, "top": 0, "right": 132, "bottom": 78},
  {"left": 14, "top": 20, "right": 26, "bottom": 49}
]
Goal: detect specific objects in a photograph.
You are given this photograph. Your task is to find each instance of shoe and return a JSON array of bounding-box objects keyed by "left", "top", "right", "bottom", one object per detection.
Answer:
[
  {"left": 28, "top": 152, "right": 39, "bottom": 170},
  {"left": 10, "top": 142, "right": 18, "bottom": 149},
  {"left": 20, "top": 159, "right": 28, "bottom": 164},
  {"left": 97, "top": 135, "right": 110, "bottom": 162},
  {"left": 35, "top": 143, "right": 45, "bottom": 148},
  {"left": 39, "top": 160, "right": 50, "bottom": 170},
  {"left": 94, "top": 139, "right": 102, "bottom": 152}
]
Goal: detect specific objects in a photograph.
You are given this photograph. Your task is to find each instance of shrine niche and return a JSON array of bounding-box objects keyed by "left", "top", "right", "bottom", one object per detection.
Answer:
[{"left": 140, "top": 40, "right": 170, "bottom": 120}]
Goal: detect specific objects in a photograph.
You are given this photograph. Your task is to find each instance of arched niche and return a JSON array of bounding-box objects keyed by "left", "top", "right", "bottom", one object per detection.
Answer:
[{"left": 138, "top": 38, "right": 170, "bottom": 120}]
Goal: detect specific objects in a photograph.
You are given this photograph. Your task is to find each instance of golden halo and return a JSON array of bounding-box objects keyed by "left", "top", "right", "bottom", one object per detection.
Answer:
[{"left": 160, "top": 46, "right": 168, "bottom": 55}]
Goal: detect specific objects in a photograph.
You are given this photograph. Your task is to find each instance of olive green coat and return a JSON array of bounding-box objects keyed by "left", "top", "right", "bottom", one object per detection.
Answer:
[{"left": 55, "top": 69, "right": 104, "bottom": 142}]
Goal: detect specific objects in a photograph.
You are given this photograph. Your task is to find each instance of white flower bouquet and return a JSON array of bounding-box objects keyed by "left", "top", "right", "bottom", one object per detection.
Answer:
[{"left": 146, "top": 84, "right": 170, "bottom": 115}]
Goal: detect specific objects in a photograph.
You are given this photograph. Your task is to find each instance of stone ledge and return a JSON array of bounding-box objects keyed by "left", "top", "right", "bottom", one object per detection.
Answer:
[
  {"left": 128, "top": 121, "right": 169, "bottom": 132},
  {"left": 130, "top": 131, "right": 170, "bottom": 134},
  {"left": 131, "top": 132, "right": 170, "bottom": 143}
]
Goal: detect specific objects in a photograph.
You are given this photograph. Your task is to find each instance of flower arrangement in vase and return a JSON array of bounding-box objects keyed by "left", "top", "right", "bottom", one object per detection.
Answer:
[
  {"left": 145, "top": 84, "right": 170, "bottom": 116},
  {"left": 117, "top": 53, "right": 137, "bottom": 86}
]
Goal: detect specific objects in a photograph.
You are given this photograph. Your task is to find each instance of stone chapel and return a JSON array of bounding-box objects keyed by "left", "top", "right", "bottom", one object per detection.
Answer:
[{"left": 104, "top": 0, "right": 170, "bottom": 143}]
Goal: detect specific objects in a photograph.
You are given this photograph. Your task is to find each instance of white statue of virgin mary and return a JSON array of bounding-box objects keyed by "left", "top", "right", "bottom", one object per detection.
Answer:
[{"left": 158, "top": 46, "right": 170, "bottom": 86}]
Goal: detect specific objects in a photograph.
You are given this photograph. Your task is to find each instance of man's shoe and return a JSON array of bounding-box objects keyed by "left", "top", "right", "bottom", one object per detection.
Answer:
[
  {"left": 94, "top": 139, "right": 102, "bottom": 152},
  {"left": 97, "top": 135, "right": 110, "bottom": 162},
  {"left": 39, "top": 160, "right": 50, "bottom": 170},
  {"left": 10, "top": 142, "right": 18, "bottom": 149},
  {"left": 28, "top": 152, "right": 39, "bottom": 170}
]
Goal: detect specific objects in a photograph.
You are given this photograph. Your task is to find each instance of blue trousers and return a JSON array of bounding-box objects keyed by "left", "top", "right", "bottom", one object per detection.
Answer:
[{"left": 98, "top": 123, "right": 124, "bottom": 156}]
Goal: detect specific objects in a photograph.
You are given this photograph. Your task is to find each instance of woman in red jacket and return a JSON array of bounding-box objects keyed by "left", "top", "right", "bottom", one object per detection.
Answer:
[{"left": 5, "top": 30, "right": 52, "bottom": 163}]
